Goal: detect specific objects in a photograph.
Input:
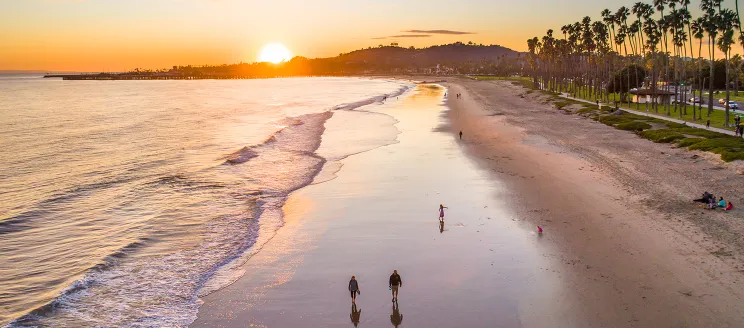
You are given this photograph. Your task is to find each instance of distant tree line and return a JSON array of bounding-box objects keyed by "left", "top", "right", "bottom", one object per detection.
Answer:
[{"left": 527, "top": 0, "right": 744, "bottom": 126}]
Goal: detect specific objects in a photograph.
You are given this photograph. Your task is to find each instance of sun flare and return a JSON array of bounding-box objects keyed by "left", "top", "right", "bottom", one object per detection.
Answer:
[{"left": 258, "top": 43, "right": 292, "bottom": 64}]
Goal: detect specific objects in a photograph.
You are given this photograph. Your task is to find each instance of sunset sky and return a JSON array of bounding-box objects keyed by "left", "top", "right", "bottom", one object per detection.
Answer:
[{"left": 0, "top": 0, "right": 739, "bottom": 71}]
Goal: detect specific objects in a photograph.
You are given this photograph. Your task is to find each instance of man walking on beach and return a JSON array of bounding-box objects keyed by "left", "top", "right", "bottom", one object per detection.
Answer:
[
  {"left": 349, "top": 276, "right": 360, "bottom": 304},
  {"left": 389, "top": 270, "right": 402, "bottom": 302}
]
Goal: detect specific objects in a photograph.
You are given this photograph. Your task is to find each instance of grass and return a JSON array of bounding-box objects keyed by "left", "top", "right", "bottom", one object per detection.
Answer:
[
  {"left": 702, "top": 92, "right": 744, "bottom": 103},
  {"left": 480, "top": 75, "right": 744, "bottom": 162}
]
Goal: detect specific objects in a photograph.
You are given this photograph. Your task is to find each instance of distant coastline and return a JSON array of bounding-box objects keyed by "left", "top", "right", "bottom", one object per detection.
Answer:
[{"left": 40, "top": 43, "right": 524, "bottom": 80}]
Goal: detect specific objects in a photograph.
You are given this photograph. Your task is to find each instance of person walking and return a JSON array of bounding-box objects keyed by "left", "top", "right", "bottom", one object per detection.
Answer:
[
  {"left": 389, "top": 270, "right": 402, "bottom": 302},
  {"left": 439, "top": 204, "right": 448, "bottom": 220},
  {"left": 349, "top": 276, "right": 360, "bottom": 304},
  {"left": 459, "top": 131, "right": 463, "bottom": 140}
]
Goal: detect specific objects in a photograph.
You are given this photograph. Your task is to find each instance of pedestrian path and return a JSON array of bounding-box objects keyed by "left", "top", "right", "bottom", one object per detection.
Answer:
[{"left": 559, "top": 94, "right": 737, "bottom": 137}]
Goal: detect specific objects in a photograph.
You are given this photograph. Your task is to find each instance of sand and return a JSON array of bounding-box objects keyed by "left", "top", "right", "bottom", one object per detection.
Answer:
[{"left": 192, "top": 80, "right": 744, "bottom": 327}]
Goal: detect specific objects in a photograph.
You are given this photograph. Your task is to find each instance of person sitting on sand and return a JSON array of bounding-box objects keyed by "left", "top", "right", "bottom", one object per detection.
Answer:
[
  {"left": 708, "top": 195, "right": 717, "bottom": 209},
  {"left": 694, "top": 192, "right": 712, "bottom": 204},
  {"left": 726, "top": 201, "right": 734, "bottom": 211},
  {"left": 718, "top": 197, "right": 727, "bottom": 209}
]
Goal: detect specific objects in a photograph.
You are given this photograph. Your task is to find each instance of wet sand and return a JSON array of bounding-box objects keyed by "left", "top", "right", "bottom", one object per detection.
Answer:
[
  {"left": 192, "top": 85, "right": 583, "bottom": 327},
  {"left": 192, "top": 81, "right": 744, "bottom": 327}
]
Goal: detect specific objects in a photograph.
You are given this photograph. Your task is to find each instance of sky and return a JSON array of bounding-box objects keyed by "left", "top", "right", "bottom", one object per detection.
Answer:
[{"left": 0, "top": 0, "right": 740, "bottom": 71}]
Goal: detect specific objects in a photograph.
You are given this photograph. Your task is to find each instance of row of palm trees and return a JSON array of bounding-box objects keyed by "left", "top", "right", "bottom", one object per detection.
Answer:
[{"left": 527, "top": 0, "right": 743, "bottom": 126}]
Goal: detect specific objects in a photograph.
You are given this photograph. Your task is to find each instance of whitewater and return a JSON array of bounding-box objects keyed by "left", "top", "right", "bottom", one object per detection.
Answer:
[{"left": 0, "top": 76, "right": 413, "bottom": 327}]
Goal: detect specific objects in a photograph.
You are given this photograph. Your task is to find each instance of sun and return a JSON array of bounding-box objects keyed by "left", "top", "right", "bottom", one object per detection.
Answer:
[{"left": 258, "top": 43, "right": 292, "bottom": 64}]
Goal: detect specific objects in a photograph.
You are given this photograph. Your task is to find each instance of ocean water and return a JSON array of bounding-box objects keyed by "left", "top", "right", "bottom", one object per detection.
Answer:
[{"left": 0, "top": 76, "right": 412, "bottom": 327}]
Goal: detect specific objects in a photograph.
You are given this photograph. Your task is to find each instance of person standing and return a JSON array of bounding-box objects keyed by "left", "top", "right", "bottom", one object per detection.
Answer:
[
  {"left": 459, "top": 131, "right": 463, "bottom": 140},
  {"left": 439, "top": 204, "right": 448, "bottom": 220},
  {"left": 389, "top": 270, "right": 402, "bottom": 302},
  {"left": 349, "top": 276, "right": 360, "bottom": 304}
]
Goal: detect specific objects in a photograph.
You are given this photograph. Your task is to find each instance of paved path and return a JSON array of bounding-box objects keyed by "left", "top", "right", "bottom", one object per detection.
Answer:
[{"left": 559, "top": 93, "right": 738, "bottom": 137}]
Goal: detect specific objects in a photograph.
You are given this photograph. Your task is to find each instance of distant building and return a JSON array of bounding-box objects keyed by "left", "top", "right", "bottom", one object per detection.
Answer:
[{"left": 629, "top": 88, "right": 677, "bottom": 104}]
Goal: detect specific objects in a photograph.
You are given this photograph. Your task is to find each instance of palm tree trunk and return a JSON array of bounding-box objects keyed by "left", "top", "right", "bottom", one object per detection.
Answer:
[{"left": 708, "top": 36, "right": 716, "bottom": 117}]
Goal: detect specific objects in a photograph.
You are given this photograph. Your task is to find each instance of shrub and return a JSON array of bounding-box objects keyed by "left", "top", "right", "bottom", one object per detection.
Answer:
[
  {"left": 616, "top": 121, "right": 652, "bottom": 131},
  {"left": 639, "top": 129, "right": 686, "bottom": 143}
]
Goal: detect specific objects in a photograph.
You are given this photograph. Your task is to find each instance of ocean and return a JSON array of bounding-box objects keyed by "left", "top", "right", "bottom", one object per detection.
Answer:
[{"left": 0, "top": 75, "right": 412, "bottom": 327}]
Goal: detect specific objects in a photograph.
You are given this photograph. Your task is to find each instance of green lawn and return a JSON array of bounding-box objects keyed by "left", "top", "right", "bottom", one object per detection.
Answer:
[
  {"left": 484, "top": 77, "right": 744, "bottom": 162},
  {"left": 565, "top": 87, "right": 740, "bottom": 131}
]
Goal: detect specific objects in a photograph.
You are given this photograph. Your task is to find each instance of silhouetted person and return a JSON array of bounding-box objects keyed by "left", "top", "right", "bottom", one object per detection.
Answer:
[
  {"left": 390, "top": 303, "right": 403, "bottom": 328},
  {"left": 439, "top": 220, "right": 444, "bottom": 233},
  {"left": 706, "top": 119, "right": 710, "bottom": 128},
  {"left": 459, "top": 131, "right": 463, "bottom": 139},
  {"left": 350, "top": 304, "right": 361, "bottom": 327},
  {"left": 349, "top": 276, "right": 360, "bottom": 304},
  {"left": 389, "top": 270, "right": 402, "bottom": 302}
]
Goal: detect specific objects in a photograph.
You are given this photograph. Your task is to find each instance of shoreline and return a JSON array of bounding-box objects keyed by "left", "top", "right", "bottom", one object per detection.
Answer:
[{"left": 191, "top": 77, "right": 744, "bottom": 327}]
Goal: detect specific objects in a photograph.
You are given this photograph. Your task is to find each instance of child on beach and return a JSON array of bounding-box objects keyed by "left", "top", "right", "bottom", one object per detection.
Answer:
[{"left": 439, "top": 204, "right": 447, "bottom": 220}]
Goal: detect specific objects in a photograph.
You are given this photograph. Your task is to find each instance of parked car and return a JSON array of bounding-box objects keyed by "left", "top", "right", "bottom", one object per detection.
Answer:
[
  {"left": 728, "top": 101, "right": 739, "bottom": 110},
  {"left": 689, "top": 97, "right": 701, "bottom": 103}
]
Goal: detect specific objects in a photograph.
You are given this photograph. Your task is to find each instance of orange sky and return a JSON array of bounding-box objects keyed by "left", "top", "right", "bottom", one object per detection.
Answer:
[{"left": 1, "top": 0, "right": 740, "bottom": 71}]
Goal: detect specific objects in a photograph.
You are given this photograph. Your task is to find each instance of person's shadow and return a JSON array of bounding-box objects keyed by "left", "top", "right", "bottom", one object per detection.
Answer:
[
  {"left": 439, "top": 220, "right": 445, "bottom": 233},
  {"left": 350, "top": 304, "right": 361, "bottom": 327},
  {"left": 390, "top": 303, "right": 403, "bottom": 328}
]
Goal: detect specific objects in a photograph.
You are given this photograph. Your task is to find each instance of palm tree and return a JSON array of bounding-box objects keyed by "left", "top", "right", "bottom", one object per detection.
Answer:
[
  {"left": 717, "top": 8, "right": 738, "bottom": 126},
  {"left": 527, "top": 37, "right": 541, "bottom": 89},
  {"left": 692, "top": 17, "right": 706, "bottom": 119},
  {"left": 644, "top": 18, "right": 663, "bottom": 112},
  {"left": 701, "top": 0, "right": 720, "bottom": 116}
]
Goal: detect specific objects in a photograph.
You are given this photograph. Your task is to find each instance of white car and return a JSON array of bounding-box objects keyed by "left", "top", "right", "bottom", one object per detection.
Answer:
[
  {"left": 689, "top": 97, "right": 701, "bottom": 103},
  {"left": 728, "top": 101, "right": 739, "bottom": 110}
]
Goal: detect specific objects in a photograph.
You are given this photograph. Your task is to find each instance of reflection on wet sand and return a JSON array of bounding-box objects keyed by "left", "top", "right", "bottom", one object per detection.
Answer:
[
  {"left": 439, "top": 220, "right": 445, "bottom": 233},
  {"left": 350, "top": 304, "right": 361, "bottom": 327},
  {"left": 390, "top": 303, "right": 402, "bottom": 328}
]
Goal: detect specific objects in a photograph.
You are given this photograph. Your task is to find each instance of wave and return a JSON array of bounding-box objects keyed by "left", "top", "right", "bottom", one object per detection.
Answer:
[
  {"left": 4, "top": 80, "right": 416, "bottom": 327},
  {"left": 331, "top": 84, "right": 411, "bottom": 111}
]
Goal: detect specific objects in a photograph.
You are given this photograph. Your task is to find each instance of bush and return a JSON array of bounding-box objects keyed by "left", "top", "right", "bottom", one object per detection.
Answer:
[
  {"left": 639, "top": 129, "right": 686, "bottom": 143},
  {"left": 617, "top": 121, "right": 652, "bottom": 131},
  {"left": 665, "top": 122, "right": 688, "bottom": 129},
  {"left": 677, "top": 137, "right": 705, "bottom": 147}
]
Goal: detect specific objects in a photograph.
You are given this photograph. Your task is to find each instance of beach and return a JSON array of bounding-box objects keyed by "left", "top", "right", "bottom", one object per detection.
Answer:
[{"left": 192, "top": 80, "right": 744, "bottom": 327}]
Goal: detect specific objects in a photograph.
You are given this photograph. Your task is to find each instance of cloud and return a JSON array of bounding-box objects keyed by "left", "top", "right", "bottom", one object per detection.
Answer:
[
  {"left": 390, "top": 34, "right": 431, "bottom": 38},
  {"left": 372, "top": 34, "right": 432, "bottom": 39},
  {"left": 403, "top": 29, "right": 475, "bottom": 35}
]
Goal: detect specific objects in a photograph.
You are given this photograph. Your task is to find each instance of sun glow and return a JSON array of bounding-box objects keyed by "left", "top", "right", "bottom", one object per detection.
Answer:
[{"left": 258, "top": 43, "right": 292, "bottom": 64}]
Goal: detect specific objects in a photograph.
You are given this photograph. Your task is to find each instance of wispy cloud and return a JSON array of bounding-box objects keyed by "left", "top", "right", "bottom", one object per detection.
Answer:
[
  {"left": 372, "top": 34, "right": 432, "bottom": 39},
  {"left": 403, "top": 29, "right": 475, "bottom": 35}
]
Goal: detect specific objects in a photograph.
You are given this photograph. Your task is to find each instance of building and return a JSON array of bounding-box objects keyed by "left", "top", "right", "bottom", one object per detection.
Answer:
[{"left": 629, "top": 88, "right": 677, "bottom": 104}]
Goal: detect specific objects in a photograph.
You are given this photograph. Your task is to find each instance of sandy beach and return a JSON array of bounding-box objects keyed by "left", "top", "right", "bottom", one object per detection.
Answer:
[{"left": 192, "top": 80, "right": 744, "bottom": 327}]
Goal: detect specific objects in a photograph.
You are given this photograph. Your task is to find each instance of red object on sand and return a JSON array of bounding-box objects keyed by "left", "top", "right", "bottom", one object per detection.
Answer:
[
  {"left": 726, "top": 202, "right": 734, "bottom": 211},
  {"left": 537, "top": 226, "right": 543, "bottom": 233}
]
